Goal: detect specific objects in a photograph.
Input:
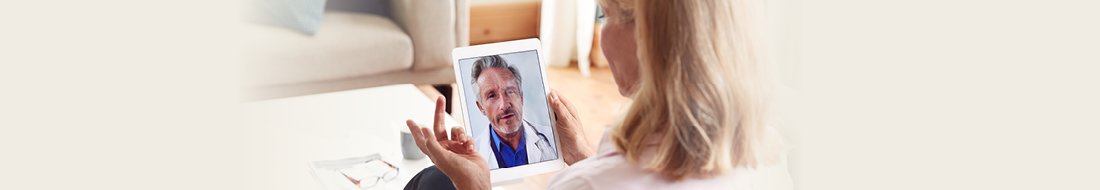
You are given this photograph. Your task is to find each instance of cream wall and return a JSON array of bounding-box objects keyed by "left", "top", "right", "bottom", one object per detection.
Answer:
[
  {"left": 778, "top": 0, "right": 1100, "bottom": 189},
  {"left": 3, "top": 0, "right": 1099, "bottom": 190}
]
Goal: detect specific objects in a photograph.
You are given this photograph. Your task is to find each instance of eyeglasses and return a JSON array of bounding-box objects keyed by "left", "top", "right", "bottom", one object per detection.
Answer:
[{"left": 331, "top": 154, "right": 400, "bottom": 189}]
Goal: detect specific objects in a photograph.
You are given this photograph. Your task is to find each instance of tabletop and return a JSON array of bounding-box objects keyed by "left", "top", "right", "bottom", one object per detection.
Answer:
[{"left": 242, "top": 84, "right": 461, "bottom": 190}]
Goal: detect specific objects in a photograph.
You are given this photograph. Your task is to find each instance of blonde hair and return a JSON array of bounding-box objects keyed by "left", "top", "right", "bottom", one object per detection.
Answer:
[{"left": 601, "top": 0, "right": 779, "bottom": 180}]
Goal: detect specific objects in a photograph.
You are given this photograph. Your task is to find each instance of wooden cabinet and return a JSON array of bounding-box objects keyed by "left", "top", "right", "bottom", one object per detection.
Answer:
[{"left": 469, "top": 1, "right": 541, "bottom": 45}]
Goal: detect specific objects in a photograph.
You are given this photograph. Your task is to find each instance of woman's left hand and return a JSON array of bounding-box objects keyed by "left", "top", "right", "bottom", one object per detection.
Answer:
[
  {"left": 406, "top": 96, "right": 490, "bottom": 190},
  {"left": 549, "top": 91, "right": 595, "bottom": 165}
]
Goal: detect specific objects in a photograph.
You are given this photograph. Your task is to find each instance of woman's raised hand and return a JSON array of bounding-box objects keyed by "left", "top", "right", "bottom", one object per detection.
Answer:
[{"left": 405, "top": 96, "right": 490, "bottom": 190}]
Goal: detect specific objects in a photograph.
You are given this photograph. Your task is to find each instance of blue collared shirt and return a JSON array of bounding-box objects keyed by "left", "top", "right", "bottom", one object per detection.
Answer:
[{"left": 489, "top": 124, "right": 528, "bottom": 168}]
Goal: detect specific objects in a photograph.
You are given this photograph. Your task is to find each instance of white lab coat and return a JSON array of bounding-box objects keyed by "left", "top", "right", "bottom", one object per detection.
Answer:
[{"left": 474, "top": 119, "right": 557, "bottom": 169}]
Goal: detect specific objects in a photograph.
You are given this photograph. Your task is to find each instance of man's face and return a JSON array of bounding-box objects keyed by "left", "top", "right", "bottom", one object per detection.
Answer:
[{"left": 475, "top": 68, "right": 524, "bottom": 135}]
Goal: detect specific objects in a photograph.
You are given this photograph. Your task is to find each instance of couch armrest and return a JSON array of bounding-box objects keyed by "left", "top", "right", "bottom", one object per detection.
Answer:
[
  {"left": 391, "top": 0, "right": 468, "bottom": 71},
  {"left": 325, "top": 0, "right": 391, "bottom": 17}
]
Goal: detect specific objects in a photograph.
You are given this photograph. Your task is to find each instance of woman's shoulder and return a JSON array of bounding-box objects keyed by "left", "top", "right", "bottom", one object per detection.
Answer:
[
  {"left": 547, "top": 131, "right": 793, "bottom": 190},
  {"left": 548, "top": 150, "right": 792, "bottom": 190},
  {"left": 550, "top": 150, "right": 638, "bottom": 190},
  {"left": 546, "top": 131, "right": 629, "bottom": 190}
]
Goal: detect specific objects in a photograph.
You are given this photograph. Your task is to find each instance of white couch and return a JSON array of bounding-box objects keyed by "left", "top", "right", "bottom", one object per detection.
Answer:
[{"left": 243, "top": 0, "right": 468, "bottom": 99}]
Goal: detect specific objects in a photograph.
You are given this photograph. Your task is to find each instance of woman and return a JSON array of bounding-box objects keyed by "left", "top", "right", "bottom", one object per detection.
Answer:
[{"left": 403, "top": 0, "right": 791, "bottom": 189}]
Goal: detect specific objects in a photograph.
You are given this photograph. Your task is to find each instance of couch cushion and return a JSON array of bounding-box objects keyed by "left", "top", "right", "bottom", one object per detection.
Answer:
[{"left": 243, "top": 11, "right": 413, "bottom": 87}]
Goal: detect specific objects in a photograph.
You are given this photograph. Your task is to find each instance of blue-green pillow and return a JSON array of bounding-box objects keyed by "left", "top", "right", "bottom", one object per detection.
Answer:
[{"left": 247, "top": 0, "right": 328, "bottom": 35}]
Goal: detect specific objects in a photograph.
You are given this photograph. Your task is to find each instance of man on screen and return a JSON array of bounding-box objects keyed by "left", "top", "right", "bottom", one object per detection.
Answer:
[{"left": 470, "top": 55, "right": 557, "bottom": 169}]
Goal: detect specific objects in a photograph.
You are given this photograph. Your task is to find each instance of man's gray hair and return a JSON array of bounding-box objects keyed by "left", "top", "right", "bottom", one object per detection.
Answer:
[{"left": 471, "top": 55, "right": 522, "bottom": 100}]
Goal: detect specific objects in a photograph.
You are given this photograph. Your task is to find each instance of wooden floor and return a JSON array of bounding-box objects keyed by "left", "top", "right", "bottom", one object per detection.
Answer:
[{"left": 544, "top": 65, "right": 632, "bottom": 146}]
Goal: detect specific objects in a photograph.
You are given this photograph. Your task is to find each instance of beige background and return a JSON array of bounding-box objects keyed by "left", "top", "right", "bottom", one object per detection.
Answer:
[
  {"left": 2, "top": 0, "right": 1099, "bottom": 189},
  {"left": 782, "top": 0, "right": 1100, "bottom": 189}
]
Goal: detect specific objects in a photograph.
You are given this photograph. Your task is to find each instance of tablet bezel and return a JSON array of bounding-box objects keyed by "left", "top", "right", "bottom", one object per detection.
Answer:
[{"left": 450, "top": 38, "right": 566, "bottom": 184}]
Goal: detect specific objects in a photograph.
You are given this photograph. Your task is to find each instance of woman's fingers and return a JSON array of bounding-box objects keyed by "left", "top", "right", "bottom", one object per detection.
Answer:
[
  {"left": 405, "top": 120, "right": 430, "bottom": 154},
  {"left": 557, "top": 92, "right": 580, "bottom": 120},
  {"left": 409, "top": 100, "right": 478, "bottom": 158},
  {"left": 549, "top": 91, "right": 579, "bottom": 124},
  {"left": 549, "top": 92, "right": 566, "bottom": 119},
  {"left": 419, "top": 127, "right": 447, "bottom": 157},
  {"left": 449, "top": 126, "right": 462, "bottom": 150},
  {"left": 451, "top": 127, "right": 466, "bottom": 142},
  {"left": 456, "top": 127, "right": 474, "bottom": 149},
  {"left": 447, "top": 127, "right": 476, "bottom": 154},
  {"left": 433, "top": 96, "right": 448, "bottom": 141},
  {"left": 407, "top": 119, "right": 449, "bottom": 160}
]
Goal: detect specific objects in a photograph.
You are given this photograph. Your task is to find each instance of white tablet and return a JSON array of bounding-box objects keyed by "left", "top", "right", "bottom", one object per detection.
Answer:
[{"left": 451, "top": 38, "right": 566, "bottom": 184}]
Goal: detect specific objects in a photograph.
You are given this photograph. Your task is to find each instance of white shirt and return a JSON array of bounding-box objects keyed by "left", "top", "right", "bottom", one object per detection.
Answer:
[
  {"left": 473, "top": 119, "right": 558, "bottom": 169},
  {"left": 546, "top": 129, "right": 793, "bottom": 190}
]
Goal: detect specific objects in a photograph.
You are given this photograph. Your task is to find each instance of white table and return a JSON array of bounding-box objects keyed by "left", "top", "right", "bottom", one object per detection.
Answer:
[{"left": 242, "top": 84, "right": 462, "bottom": 190}]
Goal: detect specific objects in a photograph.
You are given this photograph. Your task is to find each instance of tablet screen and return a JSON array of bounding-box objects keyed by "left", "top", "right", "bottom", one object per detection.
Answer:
[{"left": 456, "top": 50, "right": 558, "bottom": 170}]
